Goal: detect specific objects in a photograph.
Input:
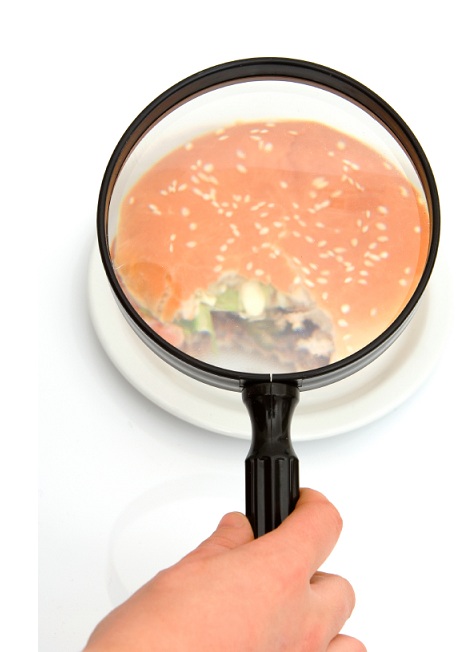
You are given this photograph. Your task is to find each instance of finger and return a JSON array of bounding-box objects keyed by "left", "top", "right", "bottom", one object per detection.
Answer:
[
  {"left": 259, "top": 488, "right": 343, "bottom": 577},
  {"left": 327, "top": 634, "right": 367, "bottom": 652},
  {"left": 310, "top": 572, "right": 356, "bottom": 637},
  {"left": 185, "top": 511, "right": 254, "bottom": 560}
]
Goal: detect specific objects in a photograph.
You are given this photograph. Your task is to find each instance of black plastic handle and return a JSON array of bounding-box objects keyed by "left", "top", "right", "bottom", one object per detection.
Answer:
[{"left": 242, "top": 382, "right": 300, "bottom": 538}]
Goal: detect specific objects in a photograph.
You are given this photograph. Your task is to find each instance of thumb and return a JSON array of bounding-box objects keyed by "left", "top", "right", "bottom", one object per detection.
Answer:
[{"left": 187, "top": 512, "right": 254, "bottom": 560}]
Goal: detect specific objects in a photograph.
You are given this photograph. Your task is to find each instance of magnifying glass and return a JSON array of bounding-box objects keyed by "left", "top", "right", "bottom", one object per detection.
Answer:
[{"left": 97, "top": 58, "right": 440, "bottom": 537}]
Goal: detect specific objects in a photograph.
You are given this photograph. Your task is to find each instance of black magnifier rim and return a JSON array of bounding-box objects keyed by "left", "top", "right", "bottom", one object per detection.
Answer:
[{"left": 97, "top": 56, "right": 440, "bottom": 392}]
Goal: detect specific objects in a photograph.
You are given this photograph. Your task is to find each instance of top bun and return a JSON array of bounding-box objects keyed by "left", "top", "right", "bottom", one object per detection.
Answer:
[{"left": 113, "top": 120, "right": 430, "bottom": 364}]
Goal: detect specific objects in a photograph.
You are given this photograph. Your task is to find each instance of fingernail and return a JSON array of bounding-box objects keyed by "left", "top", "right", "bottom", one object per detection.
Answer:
[{"left": 218, "top": 511, "right": 246, "bottom": 529}]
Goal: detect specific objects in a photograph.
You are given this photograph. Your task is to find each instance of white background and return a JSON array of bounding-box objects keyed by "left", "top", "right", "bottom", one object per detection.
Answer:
[{"left": 5, "top": 0, "right": 471, "bottom": 650}]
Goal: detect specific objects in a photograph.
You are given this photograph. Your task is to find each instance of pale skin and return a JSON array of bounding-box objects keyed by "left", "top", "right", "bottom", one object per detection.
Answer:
[{"left": 84, "top": 489, "right": 366, "bottom": 652}]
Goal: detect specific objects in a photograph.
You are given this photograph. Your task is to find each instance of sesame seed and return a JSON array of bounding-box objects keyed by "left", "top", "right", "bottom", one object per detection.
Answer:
[
  {"left": 178, "top": 183, "right": 187, "bottom": 192},
  {"left": 273, "top": 222, "right": 283, "bottom": 228},
  {"left": 280, "top": 180, "right": 288, "bottom": 189},
  {"left": 250, "top": 201, "right": 266, "bottom": 211},
  {"left": 305, "top": 235, "right": 315, "bottom": 243},
  {"left": 236, "top": 164, "right": 247, "bottom": 174},
  {"left": 288, "top": 130, "right": 299, "bottom": 135},
  {"left": 218, "top": 135, "right": 229, "bottom": 141},
  {"left": 399, "top": 279, "right": 408, "bottom": 287},
  {"left": 337, "top": 141, "right": 346, "bottom": 150},
  {"left": 345, "top": 277, "right": 353, "bottom": 284},
  {"left": 293, "top": 257, "right": 302, "bottom": 265},
  {"left": 370, "top": 308, "right": 378, "bottom": 317},
  {"left": 203, "top": 163, "right": 214, "bottom": 173},
  {"left": 338, "top": 319, "right": 349, "bottom": 327},
  {"left": 189, "top": 223, "right": 197, "bottom": 231},
  {"left": 263, "top": 142, "right": 273, "bottom": 152},
  {"left": 255, "top": 269, "right": 265, "bottom": 277},
  {"left": 215, "top": 255, "right": 225, "bottom": 262},
  {"left": 414, "top": 226, "right": 421, "bottom": 233},
  {"left": 230, "top": 224, "right": 240, "bottom": 237},
  {"left": 181, "top": 207, "right": 190, "bottom": 217},
  {"left": 170, "top": 234, "right": 177, "bottom": 241},
  {"left": 225, "top": 211, "right": 233, "bottom": 218},
  {"left": 312, "top": 177, "right": 329, "bottom": 189},
  {"left": 358, "top": 279, "right": 368, "bottom": 285},
  {"left": 376, "top": 222, "right": 387, "bottom": 231},
  {"left": 404, "top": 267, "right": 412, "bottom": 275},
  {"left": 128, "top": 196, "right": 135, "bottom": 205},
  {"left": 318, "top": 240, "right": 327, "bottom": 247},
  {"left": 246, "top": 262, "right": 253, "bottom": 271},
  {"left": 343, "top": 159, "right": 360, "bottom": 171},
  {"left": 341, "top": 304, "right": 350, "bottom": 314},
  {"left": 351, "top": 238, "right": 358, "bottom": 247},
  {"left": 185, "top": 142, "right": 194, "bottom": 151},
  {"left": 304, "top": 279, "right": 315, "bottom": 288},
  {"left": 322, "top": 291, "right": 329, "bottom": 301},
  {"left": 316, "top": 277, "right": 328, "bottom": 284},
  {"left": 383, "top": 161, "right": 393, "bottom": 170},
  {"left": 399, "top": 185, "right": 409, "bottom": 197},
  {"left": 377, "top": 206, "right": 389, "bottom": 215},
  {"left": 236, "top": 149, "right": 246, "bottom": 159},
  {"left": 148, "top": 204, "right": 161, "bottom": 215},
  {"left": 259, "top": 227, "right": 269, "bottom": 236},
  {"left": 214, "top": 265, "right": 223, "bottom": 272},
  {"left": 186, "top": 241, "right": 197, "bottom": 248}
]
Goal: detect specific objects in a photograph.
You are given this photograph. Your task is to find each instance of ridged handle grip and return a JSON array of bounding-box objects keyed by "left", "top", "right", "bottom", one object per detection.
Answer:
[{"left": 243, "top": 382, "right": 300, "bottom": 538}]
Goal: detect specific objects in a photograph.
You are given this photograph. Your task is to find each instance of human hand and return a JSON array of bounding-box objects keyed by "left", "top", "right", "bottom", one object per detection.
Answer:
[{"left": 84, "top": 489, "right": 365, "bottom": 651}]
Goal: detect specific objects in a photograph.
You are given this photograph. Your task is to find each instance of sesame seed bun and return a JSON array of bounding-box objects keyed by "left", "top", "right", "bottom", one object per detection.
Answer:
[{"left": 112, "top": 120, "right": 430, "bottom": 365}]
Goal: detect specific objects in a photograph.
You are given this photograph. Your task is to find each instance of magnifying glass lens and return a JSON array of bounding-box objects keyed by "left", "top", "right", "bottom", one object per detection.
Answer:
[{"left": 108, "top": 80, "right": 430, "bottom": 376}]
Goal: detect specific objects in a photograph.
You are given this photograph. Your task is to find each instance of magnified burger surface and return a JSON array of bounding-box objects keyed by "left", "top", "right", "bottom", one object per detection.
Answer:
[{"left": 112, "top": 119, "right": 429, "bottom": 375}]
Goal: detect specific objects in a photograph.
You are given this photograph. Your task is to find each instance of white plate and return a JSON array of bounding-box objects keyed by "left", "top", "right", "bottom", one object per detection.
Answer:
[{"left": 88, "top": 245, "right": 449, "bottom": 441}]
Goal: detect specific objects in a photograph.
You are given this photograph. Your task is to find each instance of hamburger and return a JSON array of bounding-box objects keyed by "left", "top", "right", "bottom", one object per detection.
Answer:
[{"left": 111, "top": 120, "right": 430, "bottom": 373}]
